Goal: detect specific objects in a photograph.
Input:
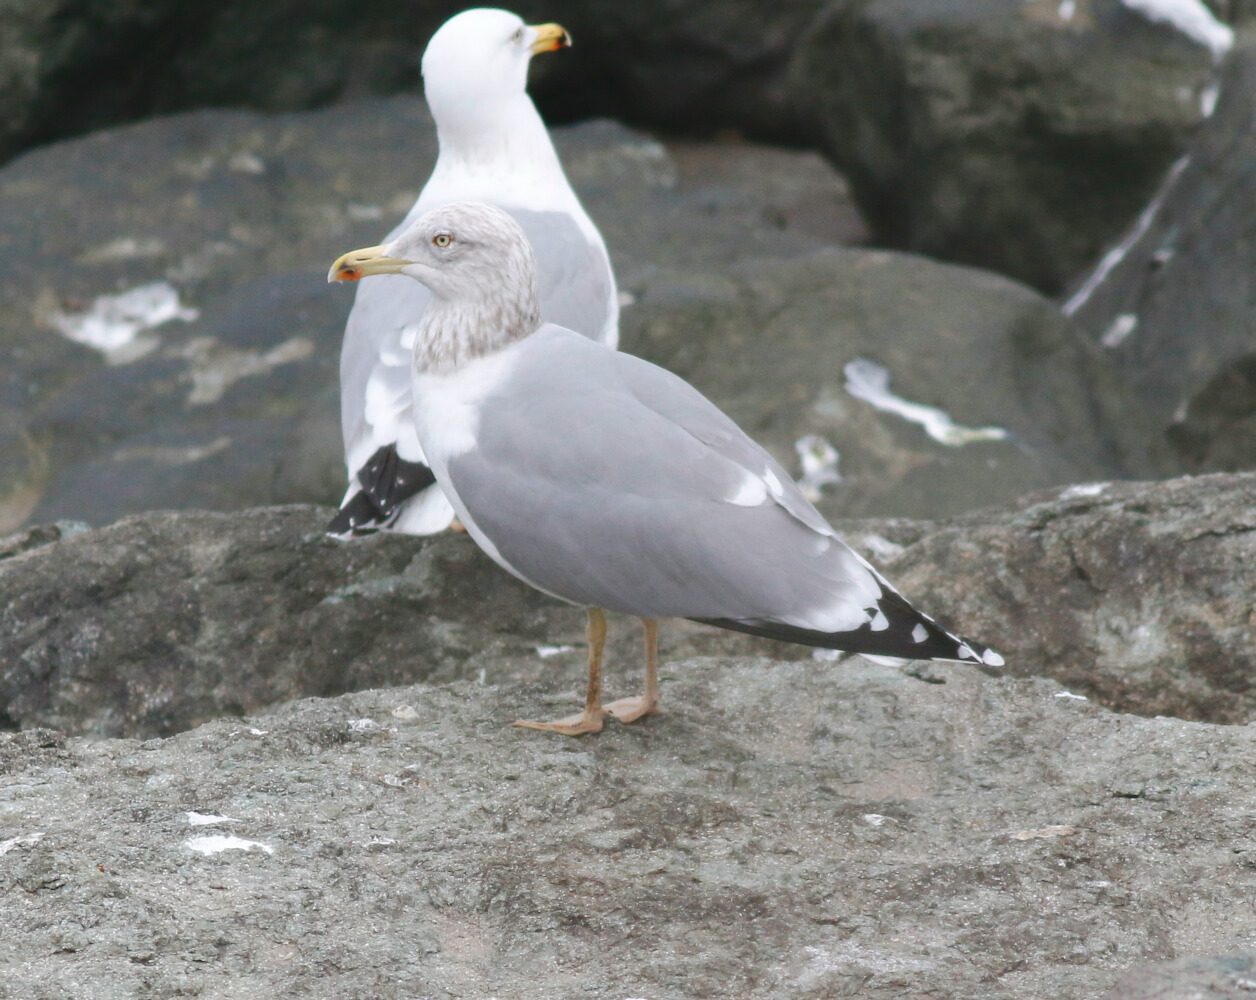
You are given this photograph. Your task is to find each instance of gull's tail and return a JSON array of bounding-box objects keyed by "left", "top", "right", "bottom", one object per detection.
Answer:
[{"left": 693, "top": 587, "right": 1003, "bottom": 668}]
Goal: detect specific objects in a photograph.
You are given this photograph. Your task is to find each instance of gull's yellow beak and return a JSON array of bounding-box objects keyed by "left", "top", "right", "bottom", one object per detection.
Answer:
[
  {"left": 529, "top": 23, "right": 571, "bottom": 55},
  {"left": 327, "top": 244, "right": 411, "bottom": 283}
]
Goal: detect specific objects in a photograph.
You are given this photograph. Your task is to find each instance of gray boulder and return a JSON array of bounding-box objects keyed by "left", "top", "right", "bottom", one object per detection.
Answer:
[
  {"left": 4, "top": 472, "right": 1255, "bottom": 740},
  {"left": 1065, "top": 41, "right": 1256, "bottom": 476},
  {"left": 873, "top": 471, "right": 1256, "bottom": 724},
  {"left": 0, "top": 95, "right": 1148, "bottom": 534},
  {"left": 0, "top": 656, "right": 1253, "bottom": 997},
  {"left": 790, "top": 0, "right": 1227, "bottom": 293},
  {"left": 0, "top": 0, "right": 1241, "bottom": 299}
]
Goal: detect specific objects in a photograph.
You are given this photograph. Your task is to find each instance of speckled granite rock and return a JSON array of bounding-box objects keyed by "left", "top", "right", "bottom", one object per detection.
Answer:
[{"left": 0, "top": 659, "right": 1253, "bottom": 998}]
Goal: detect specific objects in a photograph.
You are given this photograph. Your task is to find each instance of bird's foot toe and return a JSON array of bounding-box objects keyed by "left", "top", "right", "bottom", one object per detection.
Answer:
[
  {"left": 602, "top": 695, "right": 659, "bottom": 725},
  {"left": 512, "top": 709, "right": 604, "bottom": 736}
]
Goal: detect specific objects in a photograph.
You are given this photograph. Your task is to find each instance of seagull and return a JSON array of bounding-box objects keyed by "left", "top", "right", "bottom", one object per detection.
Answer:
[
  {"left": 328, "top": 202, "right": 1004, "bottom": 736},
  {"left": 331, "top": 8, "right": 618, "bottom": 538}
]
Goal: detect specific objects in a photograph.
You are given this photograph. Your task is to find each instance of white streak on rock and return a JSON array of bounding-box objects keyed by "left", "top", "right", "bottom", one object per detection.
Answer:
[
  {"left": 185, "top": 834, "right": 274, "bottom": 855},
  {"left": 794, "top": 434, "right": 842, "bottom": 502},
  {"left": 1201, "top": 82, "right": 1221, "bottom": 117},
  {"left": 1063, "top": 155, "right": 1191, "bottom": 317},
  {"left": 53, "top": 282, "right": 198, "bottom": 359},
  {"left": 1055, "top": 690, "right": 1089, "bottom": 701},
  {"left": 1059, "top": 483, "right": 1108, "bottom": 500},
  {"left": 0, "top": 832, "right": 44, "bottom": 856},
  {"left": 1100, "top": 313, "right": 1139, "bottom": 349},
  {"left": 811, "top": 648, "right": 844, "bottom": 662},
  {"left": 1012, "top": 825, "right": 1079, "bottom": 840},
  {"left": 536, "top": 644, "right": 576, "bottom": 658},
  {"left": 1121, "top": 0, "right": 1234, "bottom": 59},
  {"left": 186, "top": 812, "right": 239, "bottom": 827},
  {"left": 843, "top": 359, "right": 1008, "bottom": 446}
]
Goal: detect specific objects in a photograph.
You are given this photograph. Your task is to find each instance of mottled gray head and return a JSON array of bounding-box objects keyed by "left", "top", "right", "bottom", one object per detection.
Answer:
[{"left": 330, "top": 201, "right": 543, "bottom": 371}]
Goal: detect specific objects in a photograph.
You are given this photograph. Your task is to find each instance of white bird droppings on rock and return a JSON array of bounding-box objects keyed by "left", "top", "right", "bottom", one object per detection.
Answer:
[
  {"left": 794, "top": 434, "right": 842, "bottom": 502},
  {"left": 185, "top": 835, "right": 274, "bottom": 855},
  {"left": 186, "top": 812, "right": 239, "bottom": 827},
  {"left": 1121, "top": 0, "right": 1234, "bottom": 60},
  {"left": 0, "top": 832, "right": 44, "bottom": 856},
  {"left": 1055, "top": 690, "right": 1089, "bottom": 701},
  {"left": 52, "top": 282, "right": 198, "bottom": 360},
  {"left": 1059, "top": 482, "right": 1109, "bottom": 500},
  {"left": 1100, "top": 313, "right": 1139, "bottom": 349},
  {"left": 1012, "top": 825, "right": 1079, "bottom": 840},
  {"left": 843, "top": 359, "right": 1009, "bottom": 446},
  {"left": 536, "top": 644, "right": 576, "bottom": 658}
]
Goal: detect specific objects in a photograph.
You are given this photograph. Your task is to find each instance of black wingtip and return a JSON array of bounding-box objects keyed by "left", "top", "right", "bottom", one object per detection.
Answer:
[
  {"left": 692, "top": 588, "right": 1003, "bottom": 668},
  {"left": 326, "top": 445, "right": 439, "bottom": 537}
]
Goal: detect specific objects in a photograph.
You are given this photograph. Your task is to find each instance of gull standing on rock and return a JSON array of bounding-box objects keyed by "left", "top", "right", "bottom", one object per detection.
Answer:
[
  {"left": 329, "top": 202, "right": 1004, "bottom": 736},
  {"left": 331, "top": 8, "right": 618, "bottom": 537}
]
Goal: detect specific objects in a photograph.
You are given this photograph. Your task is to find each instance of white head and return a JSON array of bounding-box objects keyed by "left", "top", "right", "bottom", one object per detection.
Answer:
[
  {"left": 420, "top": 9, "right": 570, "bottom": 121},
  {"left": 329, "top": 202, "right": 542, "bottom": 371}
]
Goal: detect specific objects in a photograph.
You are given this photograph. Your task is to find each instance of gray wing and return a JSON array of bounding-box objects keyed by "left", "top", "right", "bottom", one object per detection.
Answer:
[
  {"left": 339, "top": 208, "right": 617, "bottom": 481},
  {"left": 514, "top": 209, "right": 617, "bottom": 348},
  {"left": 446, "top": 328, "right": 883, "bottom": 629}
]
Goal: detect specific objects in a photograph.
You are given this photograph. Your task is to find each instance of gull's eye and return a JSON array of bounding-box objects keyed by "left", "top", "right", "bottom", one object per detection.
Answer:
[
  {"left": 511, "top": 27, "right": 524, "bottom": 44},
  {"left": 433, "top": 233, "right": 453, "bottom": 248}
]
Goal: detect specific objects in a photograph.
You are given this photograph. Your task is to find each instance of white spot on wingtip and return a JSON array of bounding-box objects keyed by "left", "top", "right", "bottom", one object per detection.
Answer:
[
  {"left": 911, "top": 623, "right": 929, "bottom": 644},
  {"left": 843, "top": 359, "right": 1008, "bottom": 446},
  {"left": 185, "top": 835, "right": 274, "bottom": 856},
  {"left": 956, "top": 644, "right": 976, "bottom": 660},
  {"left": 982, "top": 649, "right": 1005, "bottom": 667},
  {"left": 869, "top": 610, "right": 890, "bottom": 632}
]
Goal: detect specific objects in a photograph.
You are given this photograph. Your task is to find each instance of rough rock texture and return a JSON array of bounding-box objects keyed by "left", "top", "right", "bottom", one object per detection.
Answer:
[
  {"left": 791, "top": 0, "right": 1225, "bottom": 294},
  {"left": 4, "top": 472, "right": 1256, "bottom": 741},
  {"left": 0, "top": 95, "right": 1149, "bottom": 533},
  {"left": 627, "top": 247, "right": 1156, "bottom": 522},
  {"left": 0, "top": 100, "right": 853, "bottom": 532},
  {"left": 0, "top": 507, "right": 776, "bottom": 740},
  {"left": 0, "top": 1, "right": 1237, "bottom": 293},
  {"left": 2, "top": 660, "right": 1255, "bottom": 998},
  {"left": 1101, "top": 953, "right": 1256, "bottom": 999},
  {"left": 875, "top": 471, "right": 1256, "bottom": 725},
  {"left": 1066, "top": 41, "right": 1256, "bottom": 476}
]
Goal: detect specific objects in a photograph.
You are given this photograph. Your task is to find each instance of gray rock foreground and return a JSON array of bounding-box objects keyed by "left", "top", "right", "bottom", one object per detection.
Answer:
[
  {"left": 4, "top": 473, "right": 1256, "bottom": 997},
  {"left": 5, "top": 472, "right": 1256, "bottom": 741},
  {"left": 2, "top": 661, "right": 1254, "bottom": 999}
]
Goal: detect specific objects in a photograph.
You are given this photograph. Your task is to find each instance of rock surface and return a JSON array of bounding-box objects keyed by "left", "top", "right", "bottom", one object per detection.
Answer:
[
  {"left": 791, "top": 0, "right": 1227, "bottom": 294},
  {"left": 1065, "top": 40, "right": 1256, "bottom": 476},
  {"left": 0, "top": 95, "right": 1151, "bottom": 534},
  {"left": 0, "top": 1, "right": 1239, "bottom": 294},
  {"left": 873, "top": 471, "right": 1256, "bottom": 725},
  {"left": 1100, "top": 953, "right": 1256, "bottom": 999},
  {"left": 4, "top": 472, "right": 1255, "bottom": 741},
  {"left": 1, "top": 658, "right": 1254, "bottom": 998}
]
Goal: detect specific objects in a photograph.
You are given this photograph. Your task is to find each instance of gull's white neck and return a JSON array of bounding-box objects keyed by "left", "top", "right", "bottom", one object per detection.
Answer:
[{"left": 421, "top": 92, "right": 577, "bottom": 212}]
